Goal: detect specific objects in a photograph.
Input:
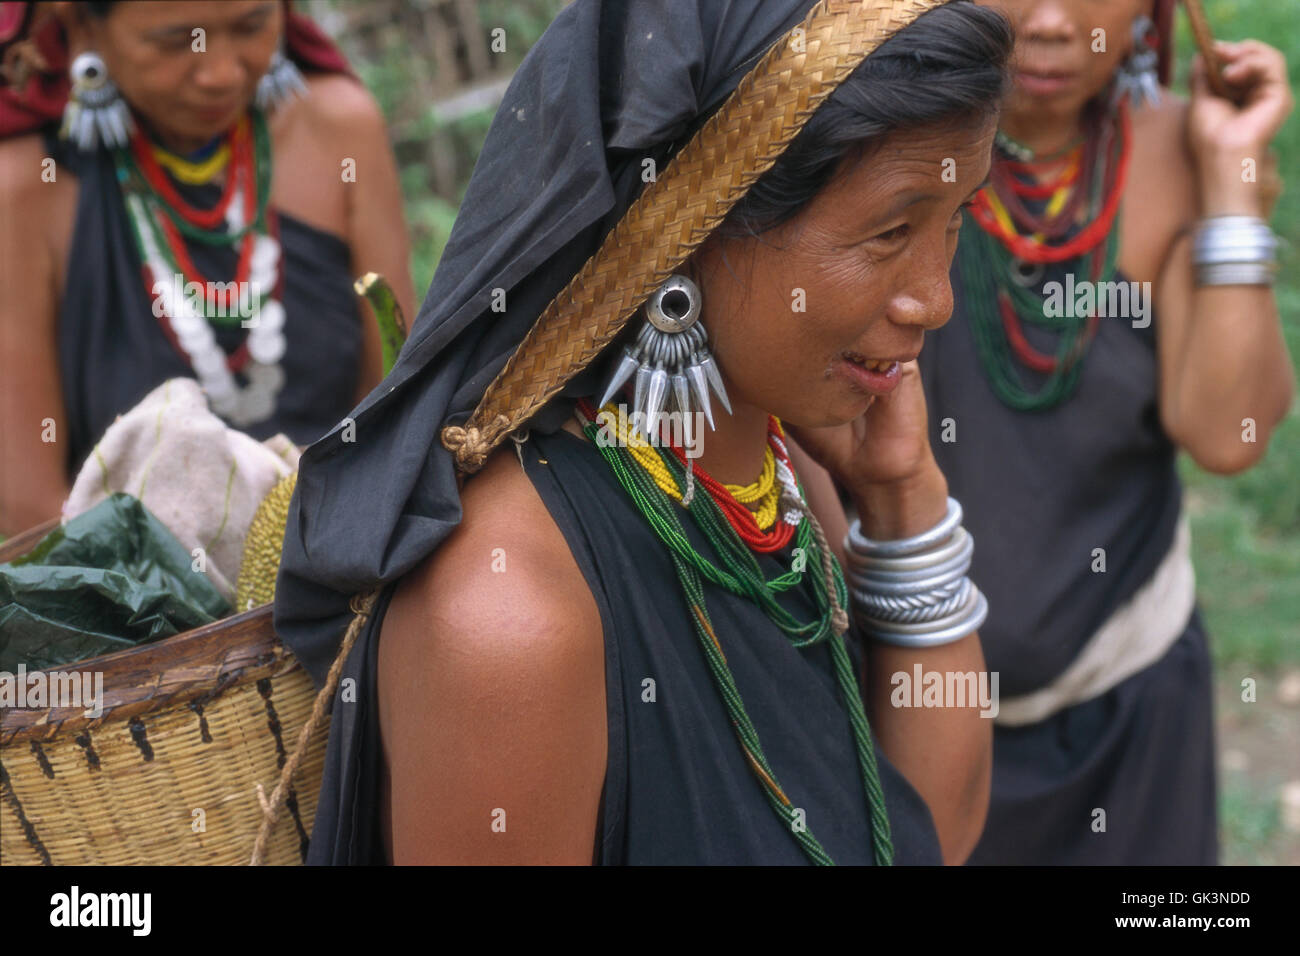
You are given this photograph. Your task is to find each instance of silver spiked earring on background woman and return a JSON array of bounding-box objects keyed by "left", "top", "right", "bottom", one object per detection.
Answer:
[
  {"left": 61, "top": 51, "right": 132, "bottom": 151},
  {"left": 255, "top": 46, "right": 307, "bottom": 111},
  {"left": 1113, "top": 14, "right": 1161, "bottom": 109},
  {"left": 597, "top": 273, "right": 732, "bottom": 443}
]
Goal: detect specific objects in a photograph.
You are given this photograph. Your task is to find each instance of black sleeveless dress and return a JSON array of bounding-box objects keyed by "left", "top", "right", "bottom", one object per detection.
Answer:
[
  {"left": 509, "top": 420, "right": 943, "bottom": 864},
  {"left": 918, "top": 266, "right": 1217, "bottom": 864},
  {"left": 41, "top": 123, "right": 363, "bottom": 480}
]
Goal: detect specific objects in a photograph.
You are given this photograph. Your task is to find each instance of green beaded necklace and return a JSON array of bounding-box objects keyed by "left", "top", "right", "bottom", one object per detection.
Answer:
[
  {"left": 114, "top": 109, "right": 275, "bottom": 327},
  {"left": 958, "top": 102, "right": 1128, "bottom": 411},
  {"left": 575, "top": 404, "right": 894, "bottom": 866},
  {"left": 958, "top": 215, "right": 1120, "bottom": 411}
]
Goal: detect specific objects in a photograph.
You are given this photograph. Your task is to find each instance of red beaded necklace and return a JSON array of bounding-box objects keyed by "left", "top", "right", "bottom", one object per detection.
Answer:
[
  {"left": 666, "top": 415, "right": 797, "bottom": 554},
  {"left": 955, "top": 98, "right": 1131, "bottom": 408},
  {"left": 130, "top": 115, "right": 247, "bottom": 229},
  {"left": 967, "top": 101, "right": 1131, "bottom": 266},
  {"left": 132, "top": 116, "right": 261, "bottom": 317},
  {"left": 574, "top": 397, "right": 799, "bottom": 554}
]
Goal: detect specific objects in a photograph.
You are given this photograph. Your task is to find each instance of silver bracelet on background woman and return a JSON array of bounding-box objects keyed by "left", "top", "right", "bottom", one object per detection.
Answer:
[
  {"left": 844, "top": 496, "right": 988, "bottom": 648},
  {"left": 1191, "top": 215, "right": 1279, "bottom": 287}
]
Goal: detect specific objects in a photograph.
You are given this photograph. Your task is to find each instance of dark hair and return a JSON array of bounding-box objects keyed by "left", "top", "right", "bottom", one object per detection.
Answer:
[{"left": 715, "top": 0, "right": 1013, "bottom": 240}]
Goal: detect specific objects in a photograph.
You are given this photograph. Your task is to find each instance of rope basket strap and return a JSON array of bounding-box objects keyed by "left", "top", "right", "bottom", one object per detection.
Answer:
[
  {"left": 439, "top": 0, "right": 945, "bottom": 474},
  {"left": 250, "top": 589, "right": 378, "bottom": 865}
]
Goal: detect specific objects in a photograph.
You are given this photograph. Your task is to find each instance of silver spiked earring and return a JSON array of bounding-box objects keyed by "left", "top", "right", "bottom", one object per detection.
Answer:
[
  {"left": 1113, "top": 14, "right": 1161, "bottom": 110},
  {"left": 255, "top": 47, "right": 307, "bottom": 111},
  {"left": 61, "top": 52, "right": 133, "bottom": 152},
  {"left": 597, "top": 273, "right": 732, "bottom": 442}
]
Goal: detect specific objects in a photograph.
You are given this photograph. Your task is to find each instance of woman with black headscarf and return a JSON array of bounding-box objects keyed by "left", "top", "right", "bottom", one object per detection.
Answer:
[{"left": 274, "top": 0, "right": 1013, "bottom": 865}]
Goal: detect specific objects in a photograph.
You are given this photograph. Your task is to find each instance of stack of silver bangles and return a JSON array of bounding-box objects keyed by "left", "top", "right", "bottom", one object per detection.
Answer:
[
  {"left": 1192, "top": 215, "right": 1279, "bottom": 287},
  {"left": 844, "top": 497, "right": 988, "bottom": 648}
]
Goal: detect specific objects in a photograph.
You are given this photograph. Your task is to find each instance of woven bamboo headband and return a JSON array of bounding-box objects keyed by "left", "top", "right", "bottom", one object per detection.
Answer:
[{"left": 440, "top": 0, "right": 946, "bottom": 475}]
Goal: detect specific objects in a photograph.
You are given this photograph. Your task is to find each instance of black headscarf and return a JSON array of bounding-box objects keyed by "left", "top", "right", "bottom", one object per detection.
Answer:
[{"left": 274, "top": 0, "right": 848, "bottom": 863}]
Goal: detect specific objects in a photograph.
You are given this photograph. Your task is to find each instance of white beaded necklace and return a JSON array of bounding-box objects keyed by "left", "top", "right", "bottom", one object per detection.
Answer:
[{"left": 123, "top": 157, "right": 287, "bottom": 427}]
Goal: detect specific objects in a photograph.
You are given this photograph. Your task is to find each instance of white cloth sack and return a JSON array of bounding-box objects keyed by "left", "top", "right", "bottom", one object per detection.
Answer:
[{"left": 62, "top": 378, "right": 301, "bottom": 601}]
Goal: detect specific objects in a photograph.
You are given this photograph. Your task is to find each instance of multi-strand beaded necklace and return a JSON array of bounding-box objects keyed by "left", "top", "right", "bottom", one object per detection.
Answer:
[
  {"left": 956, "top": 99, "right": 1131, "bottom": 410},
  {"left": 575, "top": 397, "right": 894, "bottom": 865},
  {"left": 112, "top": 108, "right": 287, "bottom": 426}
]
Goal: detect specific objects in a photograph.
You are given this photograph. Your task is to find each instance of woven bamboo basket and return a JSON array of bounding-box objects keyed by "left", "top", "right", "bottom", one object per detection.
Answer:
[{"left": 0, "top": 524, "right": 326, "bottom": 866}]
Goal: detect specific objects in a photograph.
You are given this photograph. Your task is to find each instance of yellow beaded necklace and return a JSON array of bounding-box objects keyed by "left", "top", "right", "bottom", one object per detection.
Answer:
[
  {"left": 594, "top": 400, "right": 780, "bottom": 530},
  {"left": 150, "top": 142, "right": 231, "bottom": 185}
]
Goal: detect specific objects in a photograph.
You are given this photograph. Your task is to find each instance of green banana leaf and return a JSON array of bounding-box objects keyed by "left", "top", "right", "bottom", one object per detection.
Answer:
[{"left": 0, "top": 493, "right": 230, "bottom": 671}]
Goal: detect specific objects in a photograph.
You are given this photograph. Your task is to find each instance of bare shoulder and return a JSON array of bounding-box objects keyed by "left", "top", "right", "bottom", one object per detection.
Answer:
[
  {"left": 1121, "top": 93, "right": 1196, "bottom": 282},
  {"left": 382, "top": 439, "right": 602, "bottom": 660},
  {"left": 0, "top": 135, "right": 49, "bottom": 256},
  {"left": 377, "top": 440, "right": 606, "bottom": 863},
  {"left": 1132, "top": 89, "right": 1190, "bottom": 135},
  {"left": 1130, "top": 92, "right": 1193, "bottom": 178},
  {"left": 0, "top": 132, "right": 47, "bottom": 194},
  {"left": 266, "top": 74, "right": 388, "bottom": 234},
  {"left": 0, "top": 131, "right": 77, "bottom": 290},
  {"left": 0, "top": 131, "right": 74, "bottom": 209},
  {"left": 287, "top": 73, "right": 387, "bottom": 137}
]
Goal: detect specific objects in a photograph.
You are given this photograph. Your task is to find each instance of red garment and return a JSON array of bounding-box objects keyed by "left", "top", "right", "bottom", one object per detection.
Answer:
[{"left": 0, "top": 0, "right": 352, "bottom": 140}]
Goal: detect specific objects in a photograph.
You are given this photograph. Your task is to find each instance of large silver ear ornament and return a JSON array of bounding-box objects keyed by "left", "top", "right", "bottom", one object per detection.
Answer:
[
  {"left": 61, "top": 51, "right": 134, "bottom": 152},
  {"left": 1113, "top": 14, "right": 1161, "bottom": 110},
  {"left": 597, "top": 274, "right": 732, "bottom": 440},
  {"left": 255, "top": 48, "right": 308, "bottom": 112}
]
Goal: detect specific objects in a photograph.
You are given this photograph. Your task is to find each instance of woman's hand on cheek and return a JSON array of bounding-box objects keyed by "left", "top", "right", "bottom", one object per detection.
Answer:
[{"left": 784, "top": 361, "right": 949, "bottom": 539}]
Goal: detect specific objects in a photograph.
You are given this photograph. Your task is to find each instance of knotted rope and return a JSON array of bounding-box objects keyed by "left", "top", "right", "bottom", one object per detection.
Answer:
[
  {"left": 779, "top": 486, "right": 850, "bottom": 638},
  {"left": 250, "top": 589, "right": 379, "bottom": 865},
  {"left": 440, "top": 414, "right": 512, "bottom": 475}
]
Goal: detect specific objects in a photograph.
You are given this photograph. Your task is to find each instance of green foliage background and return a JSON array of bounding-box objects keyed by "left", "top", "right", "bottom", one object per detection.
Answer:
[
  {"left": 1169, "top": 0, "right": 1300, "bottom": 865},
  {"left": 1168, "top": 1, "right": 1300, "bottom": 672}
]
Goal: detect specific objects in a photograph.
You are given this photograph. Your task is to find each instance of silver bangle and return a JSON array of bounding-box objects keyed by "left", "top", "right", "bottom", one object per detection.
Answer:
[
  {"left": 848, "top": 527, "right": 972, "bottom": 587},
  {"left": 1196, "top": 260, "right": 1278, "bottom": 287},
  {"left": 1192, "top": 215, "right": 1279, "bottom": 287},
  {"left": 852, "top": 579, "right": 964, "bottom": 613},
  {"left": 842, "top": 495, "right": 986, "bottom": 648},
  {"left": 855, "top": 589, "right": 989, "bottom": 649},
  {"left": 854, "top": 578, "right": 973, "bottom": 625},
  {"left": 844, "top": 523, "right": 969, "bottom": 574},
  {"left": 845, "top": 497, "right": 962, "bottom": 558},
  {"left": 1192, "top": 215, "right": 1278, "bottom": 257}
]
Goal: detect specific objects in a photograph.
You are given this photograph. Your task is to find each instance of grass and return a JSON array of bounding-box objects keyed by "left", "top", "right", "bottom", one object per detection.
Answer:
[
  {"left": 1219, "top": 780, "right": 1283, "bottom": 864},
  {"left": 1168, "top": 0, "right": 1300, "bottom": 865},
  {"left": 1170, "top": 1, "right": 1300, "bottom": 671}
]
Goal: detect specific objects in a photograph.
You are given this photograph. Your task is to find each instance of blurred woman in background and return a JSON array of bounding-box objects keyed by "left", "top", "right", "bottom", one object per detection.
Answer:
[
  {"left": 0, "top": 0, "right": 415, "bottom": 534},
  {"left": 919, "top": 0, "right": 1293, "bottom": 862}
]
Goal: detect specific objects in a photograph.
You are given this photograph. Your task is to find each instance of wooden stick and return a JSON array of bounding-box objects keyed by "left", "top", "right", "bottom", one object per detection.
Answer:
[{"left": 1183, "top": 0, "right": 1231, "bottom": 99}]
